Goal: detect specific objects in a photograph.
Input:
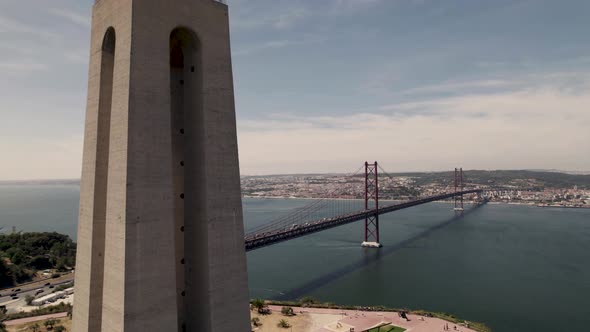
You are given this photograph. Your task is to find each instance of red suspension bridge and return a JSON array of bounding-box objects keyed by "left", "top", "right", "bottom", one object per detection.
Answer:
[{"left": 244, "top": 162, "right": 485, "bottom": 252}]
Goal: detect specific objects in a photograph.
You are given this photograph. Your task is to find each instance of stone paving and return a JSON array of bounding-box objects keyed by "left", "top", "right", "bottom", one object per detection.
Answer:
[{"left": 267, "top": 305, "right": 477, "bottom": 332}]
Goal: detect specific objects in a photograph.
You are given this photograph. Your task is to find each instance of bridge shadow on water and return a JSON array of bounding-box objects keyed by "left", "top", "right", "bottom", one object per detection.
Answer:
[{"left": 276, "top": 202, "right": 487, "bottom": 301}]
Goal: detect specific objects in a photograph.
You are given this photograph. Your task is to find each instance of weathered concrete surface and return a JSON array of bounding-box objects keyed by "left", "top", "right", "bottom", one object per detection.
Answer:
[{"left": 73, "top": 1, "right": 250, "bottom": 331}]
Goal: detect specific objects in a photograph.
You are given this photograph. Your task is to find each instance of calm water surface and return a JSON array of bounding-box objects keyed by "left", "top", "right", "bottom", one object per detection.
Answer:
[{"left": 1, "top": 185, "right": 589, "bottom": 332}]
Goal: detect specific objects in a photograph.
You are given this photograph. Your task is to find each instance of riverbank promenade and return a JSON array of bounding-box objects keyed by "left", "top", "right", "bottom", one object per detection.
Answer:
[{"left": 265, "top": 305, "right": 477, "bottom": 332}]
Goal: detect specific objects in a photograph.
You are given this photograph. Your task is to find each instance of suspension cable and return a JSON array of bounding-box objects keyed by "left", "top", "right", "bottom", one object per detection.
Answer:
[{"left": 245, "top": 164, "right": 364, "bottom": 236}]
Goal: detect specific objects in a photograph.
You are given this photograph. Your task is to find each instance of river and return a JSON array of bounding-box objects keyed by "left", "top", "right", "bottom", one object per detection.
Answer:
[{"left": 1, "top": 184, "right": 589, "bottom": 331}]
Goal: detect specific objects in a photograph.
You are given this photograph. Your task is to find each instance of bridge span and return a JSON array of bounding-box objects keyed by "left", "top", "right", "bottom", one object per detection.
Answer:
[{"left": 245, "top": 188, "right": 483, "bottom": 252}]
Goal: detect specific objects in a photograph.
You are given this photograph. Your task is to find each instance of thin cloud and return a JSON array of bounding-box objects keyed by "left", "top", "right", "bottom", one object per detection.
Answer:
[
  {"left": 0, "top": 15, "right": 60, "bottom": 40},
  {"left": 233, "top": 36, "right": 322, "bottom": 56},
  {"left": 331, "top": 0, "right": 383, "bottom": 10},
  {"left": 273, "top": 7, "right": 309, "bottom": 29},
  {"left": 238, "top": 86, "right": 590, "bottom": 174},
  {"left": 0, "top": 61, "right": 49, "bottom": 74},
  {"left": 328, "top": 0, "right": 385, "bottom": 15},
  {"left": 0, "top": 42, "right": 35, "bottom": 55},
  {"left": 64, "top": 49, "right": 90, "bottom": 65},
  {"left": 48, "top": 8, "right": 91, "bottom": 27},
  {"left": 231, "top": 6, "right": 310, "bottom": 30},
  {"left": 398, "top": 79, "right": 513, "bottom": 96},
  {"left": 230, "top": 0, "right": 383, "bottom": 31}
]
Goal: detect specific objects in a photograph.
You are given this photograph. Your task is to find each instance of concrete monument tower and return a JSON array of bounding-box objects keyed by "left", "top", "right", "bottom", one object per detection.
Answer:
[{"left": 72, "top": 0, "right": 250, "bottom": 331}]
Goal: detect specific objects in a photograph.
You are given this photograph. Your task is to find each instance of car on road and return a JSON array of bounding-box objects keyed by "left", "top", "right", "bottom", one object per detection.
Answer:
[
  {"left": 11, "top": 296, "right": 18, "bottom": 300},
  {"left": 35, "top": 289, "right": 44, "bottom": 295},
  {"left": 10, "top": 293, "right": 17, "bottom": 297},
  {"left": 44, "top": 282, "right": 51, "bottom": 286},
  {"left": 12, "top": 288, "right": 20, "bottom": 292},
  {"left": 48, "top": 285, "right": 54, "bottom": 289}
]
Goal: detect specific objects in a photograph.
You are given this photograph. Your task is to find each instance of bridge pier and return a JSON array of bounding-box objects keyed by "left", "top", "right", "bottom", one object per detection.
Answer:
[
  {"left": 362, "top": 161, "right": 381, "bottom": 248},
  {"left": 454, "top": 168, "right": 464, "bottom": 215},
  {"left": 361, "top": 241, "right": 382, "bottom": 248}
]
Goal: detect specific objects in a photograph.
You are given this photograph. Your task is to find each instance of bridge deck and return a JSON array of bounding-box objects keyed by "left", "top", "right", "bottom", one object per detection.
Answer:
[{"left": 245, "top": 189, "right": 482, "bottom": 252}]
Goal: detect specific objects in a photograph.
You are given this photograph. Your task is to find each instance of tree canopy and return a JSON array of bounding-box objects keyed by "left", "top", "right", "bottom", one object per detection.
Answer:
[{"left": 0, "top": 232, "right": 76, "bottom": 287}]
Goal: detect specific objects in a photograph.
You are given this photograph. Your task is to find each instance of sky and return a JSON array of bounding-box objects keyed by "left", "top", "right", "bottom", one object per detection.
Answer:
[{"left": 1, "top": 0, "right": 589, "bottom": 180}]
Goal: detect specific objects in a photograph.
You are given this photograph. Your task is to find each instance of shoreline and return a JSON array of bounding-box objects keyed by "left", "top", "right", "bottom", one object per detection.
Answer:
[
  {"left": 242, "top": 195, "right": 590, "bottom": 209},
  {"left": 256, "top": 300, "right": 490, "bottom": 332}
]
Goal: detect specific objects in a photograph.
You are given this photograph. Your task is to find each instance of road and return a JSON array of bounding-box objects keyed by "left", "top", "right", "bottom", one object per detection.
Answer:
[{"left": 0, "top": 274, "right": 74, "bottom": 314}]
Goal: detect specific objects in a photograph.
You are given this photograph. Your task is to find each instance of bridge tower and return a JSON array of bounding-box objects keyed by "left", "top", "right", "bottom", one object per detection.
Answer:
[
  {"left": 362, "top": 161, "right": 382, "bottom": 248},
  {"left": 72, "top": 1, "right": 250, "bottom": 331},
  {"left": 454, "top": 168, "right": 464, "bottom": 215}
]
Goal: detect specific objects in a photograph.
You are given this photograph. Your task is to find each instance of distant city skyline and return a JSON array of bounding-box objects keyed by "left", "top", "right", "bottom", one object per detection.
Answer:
[{"left": 1, "top": 0, "right": 590, "bottom": 180}]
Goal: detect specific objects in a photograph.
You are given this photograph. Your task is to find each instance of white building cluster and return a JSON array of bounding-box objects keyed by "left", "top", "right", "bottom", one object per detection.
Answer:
[{"left": 31, "top": 287, "right": 74, "bottom": 306}]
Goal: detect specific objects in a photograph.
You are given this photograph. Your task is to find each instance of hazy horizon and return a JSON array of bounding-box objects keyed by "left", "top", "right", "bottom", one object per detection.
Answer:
[{"left": 2, "top": 168, "right": 590, "bottom": 182}]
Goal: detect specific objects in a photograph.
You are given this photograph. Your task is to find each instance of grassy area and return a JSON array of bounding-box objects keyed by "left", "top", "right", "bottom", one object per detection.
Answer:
[
  {"left": 412, "top": 310, "right": 490, "bottom": 332},
  {"left": 368, "top": 324, "right": 406, "bottom": 332},
  {"left": 6, "top": 317, "right": 71, "bottom": 332}
]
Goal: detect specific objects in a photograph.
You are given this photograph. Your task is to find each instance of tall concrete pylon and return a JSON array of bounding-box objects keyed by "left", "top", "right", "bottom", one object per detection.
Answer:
[{"left": 72, "top": 0, "right": 250, "bottom": 331}]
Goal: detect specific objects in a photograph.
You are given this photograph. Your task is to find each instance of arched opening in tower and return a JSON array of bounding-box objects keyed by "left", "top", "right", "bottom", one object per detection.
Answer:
[
  {"left": 169, "top": 27, "right": 205, "bottom": 332},
  {"left": 89, "top": 25, "right": 116, "bottom": 331}
]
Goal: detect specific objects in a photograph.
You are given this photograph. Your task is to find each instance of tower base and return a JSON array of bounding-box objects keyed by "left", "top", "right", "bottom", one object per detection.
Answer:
[{"left": 361, "top": 241, "right": 382, "bottom": 248}]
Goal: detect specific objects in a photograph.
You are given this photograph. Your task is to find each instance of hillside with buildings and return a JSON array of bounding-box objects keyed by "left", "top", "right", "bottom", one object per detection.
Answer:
[{"left": 241, "top": 170, "right": 590, "bottom": 208}]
